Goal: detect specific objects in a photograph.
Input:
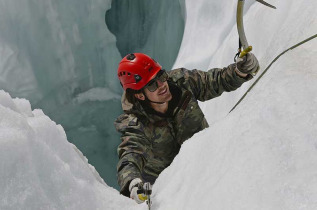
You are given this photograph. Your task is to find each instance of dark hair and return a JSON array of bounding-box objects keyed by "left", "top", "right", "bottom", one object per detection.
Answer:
[{"left": 126, "top": 88, "right": 143, "bottom": 104}]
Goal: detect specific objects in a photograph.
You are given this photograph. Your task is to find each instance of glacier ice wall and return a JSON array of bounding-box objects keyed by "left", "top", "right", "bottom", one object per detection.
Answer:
[
  {"left": 0, "top": 0, "right": 123, "bottom": 189},
  {"left": 0, "top": 0, "right": 184, "bottom": 189},
  {"left": 0, "top": 90, "right": 138, "bottom": 210},
  {"left": 106, "top": 0, "right": 184, "bottom": 70},
  {"left": 1, "top": 0, "right": 317, "bottom": 209},
  {"left": 0, "top": 0, "right": 121, "bottom": 102},
  {"left": 154, "top": 0, "right": 317, "bottom": 209}
]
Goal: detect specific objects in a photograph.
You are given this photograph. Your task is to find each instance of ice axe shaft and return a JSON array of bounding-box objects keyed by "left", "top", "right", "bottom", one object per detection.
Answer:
[
  {"left": 237, "top": 0, "right": 276, "bottom": 58},
  {"left": 237, "top": 0, "right": 250, "bottom": 57},
  {"left": 138, "top": 182, "right": 152, "bottom": 210},
  {"left": 144, "top": 182, "right": 152, "bottom": 210}
]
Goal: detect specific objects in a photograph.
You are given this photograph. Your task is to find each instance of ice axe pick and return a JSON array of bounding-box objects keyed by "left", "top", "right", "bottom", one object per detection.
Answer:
[{"left": 236, "top": 0, "right": 276, "bottom": 58}]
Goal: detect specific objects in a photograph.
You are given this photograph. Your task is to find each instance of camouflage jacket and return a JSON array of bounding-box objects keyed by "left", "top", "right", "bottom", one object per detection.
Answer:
[{"left": 114, "top": 64, "right": 252, "bottom": 196}]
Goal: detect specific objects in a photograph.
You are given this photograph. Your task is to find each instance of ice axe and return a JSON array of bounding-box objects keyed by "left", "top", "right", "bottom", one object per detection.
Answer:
[
  {"left": 236, "top": 0, "right": 276, "bottom": 59},
  {"left": 137, "top": 182, "right": 152, "bottom": 210}
]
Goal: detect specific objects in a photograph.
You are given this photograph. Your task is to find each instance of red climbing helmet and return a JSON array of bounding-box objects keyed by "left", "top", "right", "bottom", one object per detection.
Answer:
[{"left": 117, "top": 53, "right": 162, "bottom": 90}]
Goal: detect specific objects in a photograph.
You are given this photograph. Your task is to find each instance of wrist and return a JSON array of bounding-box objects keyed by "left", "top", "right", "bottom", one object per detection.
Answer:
[
  {"left": 129, "top": 178, "right": 142, "bottom": 192},
  {"left": 235, "top": 66, "right": 248, "bottom": 78}
]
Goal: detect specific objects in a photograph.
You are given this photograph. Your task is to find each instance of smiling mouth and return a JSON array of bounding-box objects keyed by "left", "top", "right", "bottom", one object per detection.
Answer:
[{"left": 158, "top": 87, "right": 168, "bottom": 95}]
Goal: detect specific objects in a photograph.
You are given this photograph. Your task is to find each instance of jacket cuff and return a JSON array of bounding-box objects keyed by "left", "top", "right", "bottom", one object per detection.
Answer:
[{"left": 233, "top": 66, "right": 253, "bottom": 81}]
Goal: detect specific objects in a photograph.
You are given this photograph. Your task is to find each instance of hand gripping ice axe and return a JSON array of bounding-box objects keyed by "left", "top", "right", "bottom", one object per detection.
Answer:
[{"left": 236, "top": 0, "right": 276, "bottom": 59}]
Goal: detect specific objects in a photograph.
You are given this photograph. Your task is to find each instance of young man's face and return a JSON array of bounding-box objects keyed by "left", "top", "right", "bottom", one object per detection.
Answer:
[{"left": 135, "top": 70, "right": 172, "bottom": 104}]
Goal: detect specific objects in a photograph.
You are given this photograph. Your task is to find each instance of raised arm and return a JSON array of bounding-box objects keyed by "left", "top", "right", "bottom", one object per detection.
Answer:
[{"left": 169, "top": 54, "right": 258, "bottom": 101}]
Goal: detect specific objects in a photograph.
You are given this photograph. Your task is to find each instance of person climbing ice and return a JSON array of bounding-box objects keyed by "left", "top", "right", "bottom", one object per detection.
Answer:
[{"left": 114, "top": 52, "right": 259, "bottom": 203}]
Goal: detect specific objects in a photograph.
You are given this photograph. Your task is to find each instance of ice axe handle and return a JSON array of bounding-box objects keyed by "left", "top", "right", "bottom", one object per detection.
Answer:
[{"left": 239, "top": 46, "right": 252, "bottom": 58}]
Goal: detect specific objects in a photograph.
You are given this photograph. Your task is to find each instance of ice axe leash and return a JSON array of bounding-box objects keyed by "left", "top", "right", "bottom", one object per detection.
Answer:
[
  {"left": 230, "top": 33, "right": 317, "bottom": 113},
  {"left": 137, "top": 182, "right": 152, "bottom": 210},
  {"left": 235, "top": 0, "right": 276, "bottom": 60}
]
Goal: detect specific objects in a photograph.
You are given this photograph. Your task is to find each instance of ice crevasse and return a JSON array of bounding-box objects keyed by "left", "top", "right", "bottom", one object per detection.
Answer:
[{"left": 1, "top": 0, "right": 317, "bottom": 209}]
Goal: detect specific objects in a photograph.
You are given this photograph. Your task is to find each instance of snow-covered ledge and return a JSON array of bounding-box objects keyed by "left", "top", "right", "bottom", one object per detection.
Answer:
[{"left": 0, "top": 90, "right": 138, "bottom": 210}]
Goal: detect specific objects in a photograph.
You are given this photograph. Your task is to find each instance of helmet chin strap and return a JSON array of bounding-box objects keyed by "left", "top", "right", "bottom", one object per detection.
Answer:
[
  {"left": 141, "top": 90, "right": 166, "bottom": 104},
  {"left": 144, "top": 95, "right": 166, "bottom": 104}
]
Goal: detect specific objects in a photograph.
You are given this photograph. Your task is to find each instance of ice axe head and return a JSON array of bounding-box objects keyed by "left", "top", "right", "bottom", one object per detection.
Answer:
[
  {"left": 236, "top": 0, "right": 276, "bottom": 59},
  {"left": 255, "top": 0, "right": 276, "bottom": 9}
]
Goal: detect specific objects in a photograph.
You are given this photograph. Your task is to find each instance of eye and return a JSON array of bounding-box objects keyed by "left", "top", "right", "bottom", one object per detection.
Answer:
[{"left": 147, "top": 80, "right": 156, "bottom": 86}]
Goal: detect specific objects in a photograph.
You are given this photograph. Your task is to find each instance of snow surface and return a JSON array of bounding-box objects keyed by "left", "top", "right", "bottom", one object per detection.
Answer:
[
  {"left": 153, "top": 0, "right": 317, "bottom": 209},
  {"left": 1, "top": 0, "right": 317, "bottom": 209},
  {"left": 0, "top": 90, "right": 138, "bottom": 210},
  {"left": 154, "top": 37, "right": 317, "bottom": 210}
]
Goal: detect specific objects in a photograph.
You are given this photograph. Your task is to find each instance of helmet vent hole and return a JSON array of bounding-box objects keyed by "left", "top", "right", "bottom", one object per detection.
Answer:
[
  {"left": 128, "top": 72, "right": 131, "bottom": 76},
  {"left": 126, "top": 53, "right": 136, "bottom": 60},
  {"left": 134, "top": 74, "right": 142, "bottom": 83}
]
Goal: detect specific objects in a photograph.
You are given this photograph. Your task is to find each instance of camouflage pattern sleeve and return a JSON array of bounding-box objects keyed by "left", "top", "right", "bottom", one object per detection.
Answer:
[
  {"left": 169, "top": 63, "right": 252, "bottom": 102},
  {"left": 114, "top": 114, "right": 150, "bottom": 196}
]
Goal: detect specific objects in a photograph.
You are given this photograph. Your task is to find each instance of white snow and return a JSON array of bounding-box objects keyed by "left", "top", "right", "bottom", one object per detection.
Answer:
[
  {"left": 1, "top": 0, "right": 317, "bottom": 209},
  {"left": 153, "top": 0, "right": 317, "bottom": 209},
  {"left": 0, "top": 90, "right": 138, "bottom": 210},
  {"left": 154, "top": 38, "right": 317, "bottom": 210}
]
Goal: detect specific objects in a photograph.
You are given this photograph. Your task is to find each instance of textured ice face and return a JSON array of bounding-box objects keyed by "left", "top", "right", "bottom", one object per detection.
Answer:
[
  {"left": 106, "top": 0, "right": 184, "bottom": 70},
  {"left": 1, "top": 0, "right": 317, "bottom": 209},
  {"left": 0, "top": 0, "right": 123, "bottom": 189},
  {"left": 0, "top": 90, "right": 138, "bottom": 210},
  {"left": 0, "top": 0, "right": 184, "bottom": 190},
  {"left": 0, "top": 0, "right": 121, "bottom": 101}
]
